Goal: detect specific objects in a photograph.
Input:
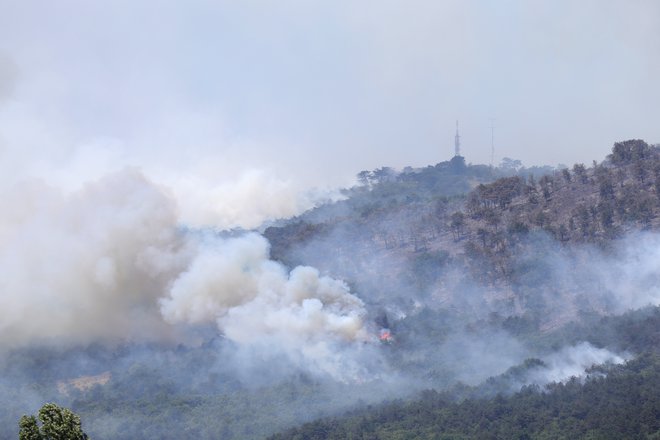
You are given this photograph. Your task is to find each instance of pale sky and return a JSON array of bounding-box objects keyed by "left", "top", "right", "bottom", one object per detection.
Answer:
[{"left": 1, "top": 0, "right": 659, "bottom": 226}]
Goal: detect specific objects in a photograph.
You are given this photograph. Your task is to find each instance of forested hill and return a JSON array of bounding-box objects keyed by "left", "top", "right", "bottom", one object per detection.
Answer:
[
  {"left": 267, "top": 139, "right": 660, "bottom": 267},
  {"left": 269, "top": 352, "right": 660, "bottom": 440},
  {"left": 264, "top": 139, "right": 660, "bottom": 330},
  {"left": 269, "top": 296, "right": 660, "bottom": 440},
  {"left": 264, "top": 139, "right": 660, "bottom": 439},
  {"left": 6, "top": 141, "right": 659, "bottom": 440},
  {"left": 265, "top": 155, "right": 554, "bottom": 263}
]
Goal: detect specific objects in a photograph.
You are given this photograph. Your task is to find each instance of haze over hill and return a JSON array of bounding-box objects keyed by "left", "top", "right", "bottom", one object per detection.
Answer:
[
  {"left": 1, "top": 1, "right": 659, "bottom": 228},
  {"left": 2, "top": 142, "right": 660, "bottom": 438},
  {"left": 2, "top": 1, "right": 660, "bottom": 439}
]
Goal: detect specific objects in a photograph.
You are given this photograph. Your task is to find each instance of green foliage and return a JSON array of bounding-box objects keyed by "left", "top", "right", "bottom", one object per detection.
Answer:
[
  {"left": 270, "top": 354, "right": 660, "bottom": 440},
  {"left": 8, "top": 140, "right": 660, "bottom": 440},
  {"left": 18, "top": 416, "right": 40, "bottom": 440},
  {"left": 609, "top": 139, "right": 651, "bottom": 165},
  {"left": 19, "top": 403, "right": 88, "bottom": 440}
]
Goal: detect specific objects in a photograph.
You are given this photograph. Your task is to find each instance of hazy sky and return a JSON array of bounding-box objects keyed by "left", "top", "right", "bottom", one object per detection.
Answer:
[{"left": 1, "top": 0, "right": 659, "bottom": 225}]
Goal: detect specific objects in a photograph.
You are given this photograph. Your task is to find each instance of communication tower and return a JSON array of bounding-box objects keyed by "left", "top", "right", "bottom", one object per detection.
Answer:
[{"left": 490, "top": 118, "right": 495, "bottom": 167}]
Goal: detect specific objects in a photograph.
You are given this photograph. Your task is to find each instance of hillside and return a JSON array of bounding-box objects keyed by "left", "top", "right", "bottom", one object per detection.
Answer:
[
  {"left": 4, "top": 140, "right": 660, "bottom": 440},
  {"left": 270, "top": 303, "right": 660, "bottom": 439},
  {"left": 270, "top": 353, "right": 660, "bottom": 440},
  {"left": 265, "top": 139, "right": 660, "bottom": 329}
]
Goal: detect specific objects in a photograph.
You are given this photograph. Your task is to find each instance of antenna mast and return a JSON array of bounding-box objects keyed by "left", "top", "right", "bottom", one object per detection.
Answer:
[
  {"left": 490, "top": 118, "right": 495, "bottom": 167},
  {"left": 454, "top": 120, "right": 461, "bottom": 157}
]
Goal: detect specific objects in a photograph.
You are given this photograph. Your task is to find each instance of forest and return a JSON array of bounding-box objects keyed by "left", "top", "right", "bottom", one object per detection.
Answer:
[
  {"left": 270, "top": 353, "right": 660, "bottom": 440},
  {"left": 5, "top": 140, "right": 660, "bottom": 439}
]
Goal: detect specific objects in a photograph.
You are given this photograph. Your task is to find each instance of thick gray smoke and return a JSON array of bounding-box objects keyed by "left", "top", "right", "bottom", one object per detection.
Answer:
[
  {"left": 0, "top": 169, "right": 371, "bottom": 379},
  {"left": 0, "top": 169, "right": 184, "bottom": 348}
]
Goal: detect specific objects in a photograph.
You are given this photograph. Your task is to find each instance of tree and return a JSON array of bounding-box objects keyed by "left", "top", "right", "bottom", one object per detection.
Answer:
[
  {"left": 500, "top": 157, "right": 522, "bottom": 172},
  {"left": 371, "top": 167, "right": 397, "bottom": 183},
  {"left": 539, "top": 175, "right": 553, "bottom": 201},
  {"left": 573, "top": 205, "right": 592, "bottom": 238},
  {"left": 597, "top": 201, "right": 615, "bottom": 231},
  {"left": 450, "top": 155, "right": 466, "bottom": 173},
  {"left": 18, "top": 416, "right": 41, "bottom": 440},
  {"left": 356, "top": 170, "right": 372, "bottom": 186},
  {"left": 609, "top": 139, "right": 650, "bottom": 165},
  {"left": 633, "top": 160, "right": 647, "bottom": 184},
  {"left": 596, "top": 168, "right": 615, "bottom": 201},
  {"left": 19, "top": 403, "right": 89, "bottom": 440},
  {"left": 450, "top": 211, "right": 466, "bottom": 240},
  {"left": 572, "top": 163, "right": 588, "bottom": 184}
]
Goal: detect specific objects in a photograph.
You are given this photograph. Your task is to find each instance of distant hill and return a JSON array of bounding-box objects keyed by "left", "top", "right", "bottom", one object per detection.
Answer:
[
  {"left": 265, "top": 156, "right": 556, "bottom": 262},
  {"left": 5, "top": 141, "right": 659, "bottom": 440},
  {"left": 264, "top": 140, "right": 660, "bottom": 329}
]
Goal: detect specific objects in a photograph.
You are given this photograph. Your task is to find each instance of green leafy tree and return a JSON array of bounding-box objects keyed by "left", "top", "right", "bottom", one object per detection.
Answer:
[
  {"left": 18, "top": 416, "right": 41, "bottom": 440},
  {"left": 19, "top": 403, "right": 89, "bottom": 440}
]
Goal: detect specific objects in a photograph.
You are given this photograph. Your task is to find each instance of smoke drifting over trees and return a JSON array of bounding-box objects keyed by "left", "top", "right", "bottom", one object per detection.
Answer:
[
  {"left": 1, "top": 2, "right": 659, "bottom": 437},
  {"left": 0, "top": 169, "right": 374, "bottom": 382},
  {"left": 2, "top": 145, "right": 660, "bottom": 438}
]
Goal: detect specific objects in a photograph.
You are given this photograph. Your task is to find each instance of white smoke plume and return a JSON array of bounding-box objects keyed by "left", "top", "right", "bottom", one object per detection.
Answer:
[
  {"left": 525, "top": 342, "right": 629, "bottom": 387},
  {"left": 595, "top": 233, "right": 660, "bottom": 311},
  {"left": 0, "top": 169, "right": 186, "bottom": 348},
  {"left": 168, "top": 169, "right": 325, "bottom": 230},
  {"left": 160, "top": 232, "right": 372, "bottom": 380},
  {"left": 10, "top": 139, "right": 332, "bottom": 230},
  {"left": 0, "top": 169, "right": 371, "bottom": 379}
]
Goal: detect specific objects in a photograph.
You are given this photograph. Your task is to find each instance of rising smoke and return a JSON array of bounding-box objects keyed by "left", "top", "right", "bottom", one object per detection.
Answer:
[
  {"left": 0, "top": 169, "right": 372, "bottom": 379},
  {"left": 0, "top": 165, "right": 655, "bottom": 440},
  {"left": 160, "top": 232, "right": 373, "bottom": 381},
  {"left": 528, "top": 342, "right": 629, "bottom": 386}
]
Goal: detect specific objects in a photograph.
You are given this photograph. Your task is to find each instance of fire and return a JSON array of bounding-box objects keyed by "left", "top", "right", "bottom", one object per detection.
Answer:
[{"left": 379, "top": 328, "right": 393, "bottom": 343}]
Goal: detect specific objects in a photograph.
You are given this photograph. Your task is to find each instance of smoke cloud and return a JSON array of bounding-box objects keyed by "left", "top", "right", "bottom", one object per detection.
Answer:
[
  {"left": 592, "top": 233, "right": 660, "bottom": 311},
  {"left": 523, "top": 342, "right": 629, "bottom": 387},
  {"left": 0, "top": 169, "right": 185, "bottom": 348},
  {"left": 0, "top": 169, "right": 371, "bottom": 379},
  {"left": 160, "top": 232, "right": 372, "bottom": 380},
  {"left": 168, "top": 169, "right": 333, "bottom": 230}
]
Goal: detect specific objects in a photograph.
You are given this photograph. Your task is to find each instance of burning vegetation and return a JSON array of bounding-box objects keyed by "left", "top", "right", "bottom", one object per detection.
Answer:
[{"left": 379, "top": 328, "right": 394, "bottom": 343}]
